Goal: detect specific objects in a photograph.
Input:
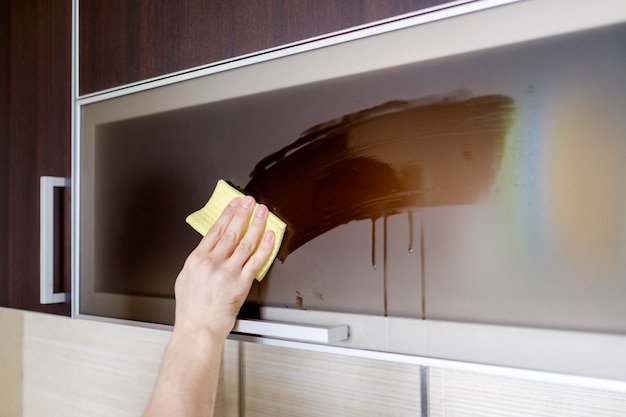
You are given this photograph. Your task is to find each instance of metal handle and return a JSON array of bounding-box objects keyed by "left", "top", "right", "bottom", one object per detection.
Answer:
[
  {"left": 233, "top": 319, "right": 349, "bottom": 344},
  {"left": 40, "top": 176, "right": 70, "bottom": 304}
]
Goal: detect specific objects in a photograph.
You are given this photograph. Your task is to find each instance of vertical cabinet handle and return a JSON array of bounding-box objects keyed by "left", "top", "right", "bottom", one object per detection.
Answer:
[{"left": 40, "top": 176, "right": 70, "bottom": 304}]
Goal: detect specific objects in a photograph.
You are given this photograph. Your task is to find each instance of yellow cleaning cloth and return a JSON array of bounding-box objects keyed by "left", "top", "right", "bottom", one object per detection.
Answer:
[{"left": 185, "top": 180, "right": 286, "bottom": 281}]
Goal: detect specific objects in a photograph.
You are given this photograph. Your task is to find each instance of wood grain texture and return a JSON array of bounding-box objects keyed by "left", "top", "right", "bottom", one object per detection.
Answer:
[
  {"left": 18, "top": 310, "right": 626, "bottom": 417},
  {"left": 3, "top": 0, "right": 72, "bottom": 315},
  {"left": 0, "top": 0, "right": 9, "bottom": 308},
  {"left": 242, "top": 342, "right": 422, "bottom": 417},
  {"left": 429, "top": 368, "right": 626, "bottom": 417},
  {"left": 22, "top": 312, "right": 169, "bottom": 417},
  {"left": 79, "top": 0, "right": 455, "bottom": 94},
  {"left": 21, "top": 312, "right": 240, "bottom": 417}
]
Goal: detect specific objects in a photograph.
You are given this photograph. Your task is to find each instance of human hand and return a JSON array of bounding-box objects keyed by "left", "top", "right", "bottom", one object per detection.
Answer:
[{"left": 173, "top": 195, "right": 275, "bottom": 340}]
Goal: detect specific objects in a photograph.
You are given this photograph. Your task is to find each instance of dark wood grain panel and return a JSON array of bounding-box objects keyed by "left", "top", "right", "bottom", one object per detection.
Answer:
[
  {"left": 4, "top": 0, "right": 72, "bottom": 314},
  {"left": 79, "top": 0, "right": 455, "bottom": 94},
  {"left": 0, "top": 0, "right": 9, "bottom": 307}
]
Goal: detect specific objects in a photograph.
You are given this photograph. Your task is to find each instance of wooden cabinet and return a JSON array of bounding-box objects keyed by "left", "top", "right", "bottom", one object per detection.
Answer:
[
  {"left": 0, "top": 0, "right": 9, "bottom": 308},
  {"left": 0, "top": 0, "right": 72, "bottom": 315},
  {"left": 2, "top": 0, "right": 450, "bottom": 315},
  {"left": 78, "top": 0, "right": 452, "bottom": 95}
]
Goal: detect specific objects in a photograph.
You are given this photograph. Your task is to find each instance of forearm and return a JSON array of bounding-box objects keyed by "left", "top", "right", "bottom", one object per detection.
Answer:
[
  {"left": 143, "top": 329, "right": 225, "bottom": 417},
  {"left": 142, "top": 195, "right": 275, "bottom": 416}
]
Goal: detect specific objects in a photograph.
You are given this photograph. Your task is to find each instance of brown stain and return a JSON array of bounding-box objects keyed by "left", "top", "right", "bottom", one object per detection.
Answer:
[
  {"left": 295, "top": 291, "right": 305, "bottom": 310},
  {"left": 245, "top": 93, "right": 515, "bottom": 260}
]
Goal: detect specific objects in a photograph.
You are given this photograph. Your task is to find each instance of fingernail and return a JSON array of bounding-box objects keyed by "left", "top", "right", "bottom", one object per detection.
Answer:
[
  {"left": 255, "top": 204, "right": 268, "bottom": 217},
  {"left": 229, "top": 197, "right": 242, "bottom": 207},
  {"left": 242, "top": 196, "right": 255, "bottom": 209},
  {"left": 264, "top": 230, "right": 275, "bottom": 242}
]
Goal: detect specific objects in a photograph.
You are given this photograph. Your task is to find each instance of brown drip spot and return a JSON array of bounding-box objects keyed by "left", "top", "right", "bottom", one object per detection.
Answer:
[
  {"left": 295, "top": 291, "right": 305, "bottom": 310},
  {"left": 245, "top": 92, "right": 515, "bottom": 260}
]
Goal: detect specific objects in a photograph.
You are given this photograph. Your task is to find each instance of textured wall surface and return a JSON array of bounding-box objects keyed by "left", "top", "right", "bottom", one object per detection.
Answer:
[{"left": 0, "top": 308, "right": 23, "bottom": 417}]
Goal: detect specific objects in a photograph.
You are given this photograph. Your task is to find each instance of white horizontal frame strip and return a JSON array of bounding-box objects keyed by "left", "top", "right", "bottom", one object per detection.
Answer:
[
  {"left": 259, "top": 307, "right": 626, "bottom": 383},
  {"left": 77, "top": 311, "right": 626, "bottom": 392},
  {"left": 231, "top": 334, "right": 626, "bottom": 394}
]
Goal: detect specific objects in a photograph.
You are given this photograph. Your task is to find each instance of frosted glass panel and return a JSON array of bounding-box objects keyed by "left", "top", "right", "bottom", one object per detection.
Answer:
[{"left": 82, "top": 22, "right": 626, "bottom": 332}]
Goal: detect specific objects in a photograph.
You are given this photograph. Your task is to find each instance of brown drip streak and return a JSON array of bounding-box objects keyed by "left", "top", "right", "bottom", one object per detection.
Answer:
[
  {"left": 383, "top": 215, "right": 388, "bottom": 317},
  {"left": 408, "top": 211, "right": 414, "bottom": 254},
  {"left": 371, "top": 218, "right": 377, "bottom": 270}
]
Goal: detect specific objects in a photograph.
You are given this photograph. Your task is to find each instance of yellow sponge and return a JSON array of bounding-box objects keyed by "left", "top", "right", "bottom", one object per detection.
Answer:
[{"left": 185, "top": 180, "right": 286, "bottom": 281}]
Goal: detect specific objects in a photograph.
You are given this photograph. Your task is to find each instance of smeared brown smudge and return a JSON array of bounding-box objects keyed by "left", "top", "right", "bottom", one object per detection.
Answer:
[{"left": 245, "top": 93, "right": 515, "bottom": 260}]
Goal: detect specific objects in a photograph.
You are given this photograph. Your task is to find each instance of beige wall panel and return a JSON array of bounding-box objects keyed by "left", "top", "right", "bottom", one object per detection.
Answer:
[
  {"left": 0, "top": 308, "right": 24, "bottom": 417},
  {"left": 21, "top": 313, "right": 241, "bottom": 417},
  {"left": 22, "top": 313, "right": 169, "bottom": 417},
  {"left": 242, "top": 342, "right": 422, "bottom": 417},
  {"left": 429, "top": 368, "right": 626, "bottom": 417},
  {"left": 216, "top": 340, "right": 241, "bottom": 417}
]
